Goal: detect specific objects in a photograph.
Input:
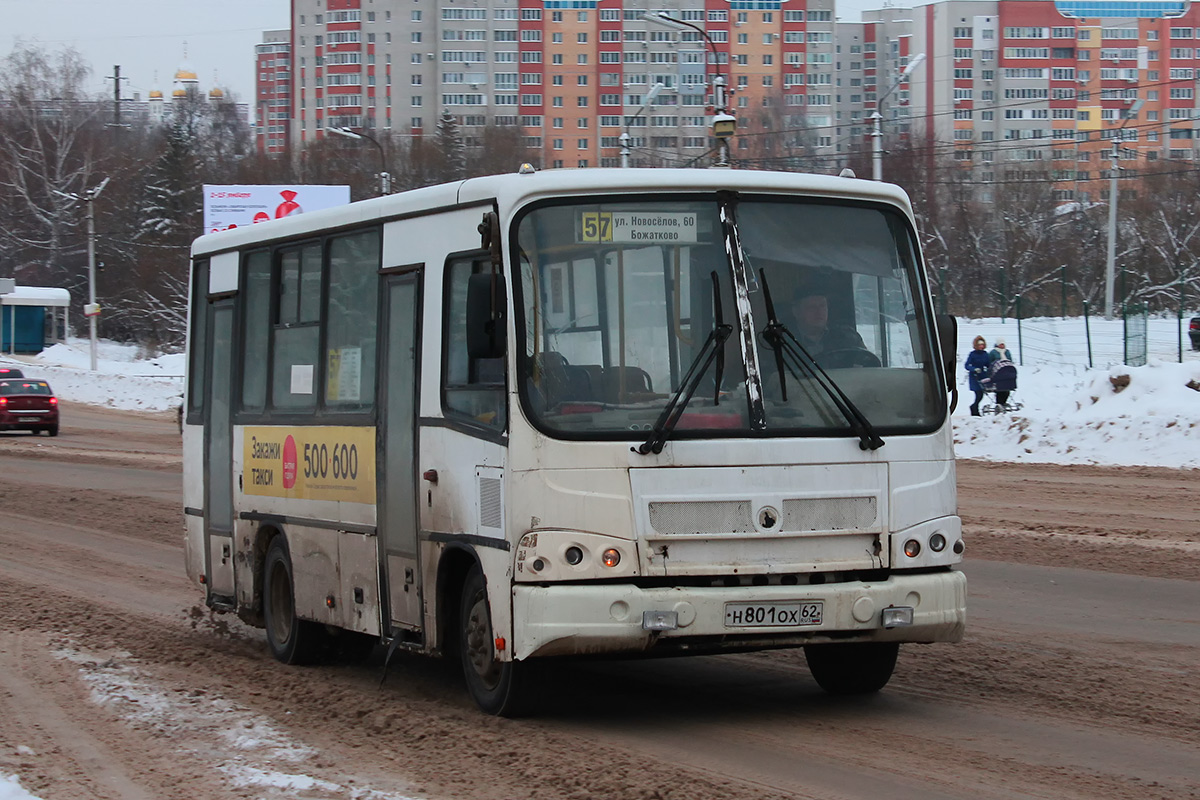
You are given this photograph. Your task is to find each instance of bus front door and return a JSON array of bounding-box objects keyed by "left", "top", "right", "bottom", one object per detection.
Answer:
[{"left": 378, "top": 271, "right": 422, "bottom": 635}]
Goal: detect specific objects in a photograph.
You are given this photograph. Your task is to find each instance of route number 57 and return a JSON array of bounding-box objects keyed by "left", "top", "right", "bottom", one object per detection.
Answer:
[{"left": 581, "top": 212, "right": 613, "bottom": 242}]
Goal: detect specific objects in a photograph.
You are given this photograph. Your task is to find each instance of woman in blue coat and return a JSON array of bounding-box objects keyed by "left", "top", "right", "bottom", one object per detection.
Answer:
[{"left": 964, "top": 335, "right": 991, "bottom": 416}]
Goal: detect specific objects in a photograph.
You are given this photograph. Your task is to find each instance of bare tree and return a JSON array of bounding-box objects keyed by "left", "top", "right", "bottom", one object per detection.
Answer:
[{"left": 0, "top": 44, "right": 103, "bottom": 293}]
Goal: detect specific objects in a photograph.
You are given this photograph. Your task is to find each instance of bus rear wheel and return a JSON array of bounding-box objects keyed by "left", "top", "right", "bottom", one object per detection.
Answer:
[
  {"left": 459, "top": 566, "right": 533, "bottom": 716},
  {"left": 263, "top": 535, "right": 325, "bottom": 665},
  {"left": 804, "top": 642, "right": 899, "bottom": 695}
]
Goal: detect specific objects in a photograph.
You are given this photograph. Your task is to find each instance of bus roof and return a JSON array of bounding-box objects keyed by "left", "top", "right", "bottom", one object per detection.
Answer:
[{"left": 191, "top": 168, "right": 914, "bottom": 258}]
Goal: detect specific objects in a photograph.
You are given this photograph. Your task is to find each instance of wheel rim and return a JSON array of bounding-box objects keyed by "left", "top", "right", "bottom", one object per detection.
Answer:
[
  {"left": 464, "top": 591, "right": 502, "bottom": 690},
  {"left": 268, "top": 560, "right": 293, "bottom": 646}
]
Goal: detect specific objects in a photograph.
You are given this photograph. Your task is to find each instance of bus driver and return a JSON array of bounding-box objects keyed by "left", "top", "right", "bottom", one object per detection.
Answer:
[{"left": 791, "top": 284, "right": 866, "bottom": 357}]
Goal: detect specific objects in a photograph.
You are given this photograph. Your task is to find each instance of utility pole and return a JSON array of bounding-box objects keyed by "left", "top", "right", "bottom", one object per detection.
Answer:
[
  {"left": 619, "top": 82, "right": 664, "bottom": 168},
  {"left": 106, "top": 66, "right": 129, "bottom": 130},
  {"left": 871, "top": 53, "right": 925, "bottom": 182},
  {"left": 326, "top": 127, "right": 391, "bottom": 195},
  {"left": 643, "top": 12, "right": 735, "bottom": 168},
  {"left": 1105, "top": 98, "right": 1143, "bottom": 319},
  {"left": 53, "top": 179, "right": 109, "bottom": 371}
]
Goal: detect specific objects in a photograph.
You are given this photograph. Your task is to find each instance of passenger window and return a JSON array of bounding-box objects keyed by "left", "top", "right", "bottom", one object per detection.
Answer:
[
  {"left": 241, "top": 250, "right": 271, "bottom": 412},
  {"left": 187, "top": 259, "right": 209, "bottom": 418},
  {"left": 271, "top": 243, "right": 322, "bottom": 411},
  {"left": 444, "top": 257, "right": 506, "bottom": 431},
  {"left": 277, "top": 243, "right": 322, "bottom": 325},
  {"left": 325, "top": 230, "right": 380, "bottom": 411}
]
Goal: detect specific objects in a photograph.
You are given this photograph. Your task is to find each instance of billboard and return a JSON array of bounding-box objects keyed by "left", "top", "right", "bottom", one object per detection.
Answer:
[{"left": 203, "top": 184, "right": 351, "bottom": 234}]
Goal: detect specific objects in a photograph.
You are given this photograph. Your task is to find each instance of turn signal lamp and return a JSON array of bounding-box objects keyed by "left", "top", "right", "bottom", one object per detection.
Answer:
[
  {"left": 903, "top": 539, "right": 921, "bottom": 558},
  {"left": 602, "top": 549, "right": 621, "bottom": 568}
]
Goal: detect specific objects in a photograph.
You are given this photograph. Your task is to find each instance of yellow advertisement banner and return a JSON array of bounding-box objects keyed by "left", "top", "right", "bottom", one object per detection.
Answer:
[{"left": 243, "top": 426, "right": 377, "bottom": 504}]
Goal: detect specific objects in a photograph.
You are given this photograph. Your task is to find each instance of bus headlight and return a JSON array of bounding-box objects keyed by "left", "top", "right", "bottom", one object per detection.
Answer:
[
  {"left": 514, "top": 530, "right": 638, "bottom": 582},
  {"left": 929, "top": 533, "right": 946, "bottom": 552}
]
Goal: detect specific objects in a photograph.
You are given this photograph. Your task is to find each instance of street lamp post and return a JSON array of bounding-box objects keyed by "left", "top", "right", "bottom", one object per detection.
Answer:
[
  {"left": 1105, "top": 98, "right": 1144, "bottom": 320},
  {"left": 620, "top": 82, "right": 665, "bottom": 168},
  {"left": 870, "top": 53, "right": 925, "bottom": 182},
  {"left": 642, "top": 12, "right": 733, "bottom": 167},
  {"left": 54, "top": 178, "right": 109, "bottom": 371},
  {"left": 327, "top": 126, "right": 391, "bottom": 196}
]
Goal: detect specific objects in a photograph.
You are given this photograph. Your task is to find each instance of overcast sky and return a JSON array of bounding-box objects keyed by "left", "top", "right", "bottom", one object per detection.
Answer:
[{"left": 2, "top": 0, "right": 289, "bottom": 103}]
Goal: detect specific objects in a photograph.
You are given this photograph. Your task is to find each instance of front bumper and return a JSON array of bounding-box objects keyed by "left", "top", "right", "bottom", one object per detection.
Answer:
[{"left": 512, "top": 569, "right": 966, "bottom": 659}]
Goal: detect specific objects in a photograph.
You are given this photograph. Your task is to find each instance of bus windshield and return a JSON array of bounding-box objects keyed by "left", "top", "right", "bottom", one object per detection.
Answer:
[{"left": 513, "top": 195, "right": 942, "bottom": 441}]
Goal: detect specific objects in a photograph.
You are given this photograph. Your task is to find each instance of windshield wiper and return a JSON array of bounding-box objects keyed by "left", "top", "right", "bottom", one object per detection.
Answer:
[
  {"left": 759, "top": 269, "right": 884, "bottom": 451},
  {"left": 635, "top": 272, "right": 732, "bottom": 455}
]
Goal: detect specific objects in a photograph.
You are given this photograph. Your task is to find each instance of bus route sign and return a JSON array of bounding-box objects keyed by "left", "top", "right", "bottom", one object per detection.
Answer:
[
  {"left": 579, "top": 211, "right": 698, "bottom": 245},
  {"left": 243, "top": 426, "right": 376, "bottom": 504}
]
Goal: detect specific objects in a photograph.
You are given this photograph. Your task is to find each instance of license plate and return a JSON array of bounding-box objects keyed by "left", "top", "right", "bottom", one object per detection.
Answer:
[
  {"left": 724, "top": 601, "right": 823, "bottom": 628},
  {"left": 19, "top": 417, "right": 40, "bottom": 423}
]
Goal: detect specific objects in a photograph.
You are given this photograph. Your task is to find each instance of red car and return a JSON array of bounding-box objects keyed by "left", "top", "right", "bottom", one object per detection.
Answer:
[{"left": 0, "top": 378, "right": 59, "bottom": 436}]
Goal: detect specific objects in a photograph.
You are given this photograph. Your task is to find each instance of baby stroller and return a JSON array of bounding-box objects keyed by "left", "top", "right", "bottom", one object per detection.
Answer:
[{"left": 980, "top": 358, "right": 1022, "bottom": 413}]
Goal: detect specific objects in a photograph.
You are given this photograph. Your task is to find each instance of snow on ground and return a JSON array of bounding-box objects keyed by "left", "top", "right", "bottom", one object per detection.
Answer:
[
  {"left": 2, "top": 339, "right": 184, "bottom": 413},
  {"left": 0, "top": 774, "right": 40, "bottom": 800},
  {"left": 1, "top": 318, "right": 1198, "bottom": 471},
  {"left": 951, "top": 315, "right": 1200, "bottom": 469}
]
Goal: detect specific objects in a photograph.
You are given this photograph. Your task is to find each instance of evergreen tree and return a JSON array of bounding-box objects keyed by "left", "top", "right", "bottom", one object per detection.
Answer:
[
  {"left": 136, "top": 121, "right": 200, "bottom": 241},
  {"left": 435, "top": 110, "right": 467, "bottom": 182}
]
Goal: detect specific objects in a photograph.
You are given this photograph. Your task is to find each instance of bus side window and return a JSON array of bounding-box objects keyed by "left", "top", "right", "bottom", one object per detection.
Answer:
[
  {"left": 186, "top": 259, "right": 209, "bottom": 422},
  {"left": 271, "top": 243, "right": 322, "bottom": 411},
  {"left": 443, "top": 257, "right": 506, "bottom": 431},
  {"left": 240, "top": 250, "right": 271, "bottom": 414},
  {"left": 325, "top": 230, "right": 380, "bottom": 411}
]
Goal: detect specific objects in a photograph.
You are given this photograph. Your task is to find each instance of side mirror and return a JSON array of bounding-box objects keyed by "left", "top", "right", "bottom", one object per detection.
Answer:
[
  {"left": 935, "top": 313, "right": 957, "bottom": 393},
  {"left": 467, "top": 272, "right": 506, "bottom": 359}
]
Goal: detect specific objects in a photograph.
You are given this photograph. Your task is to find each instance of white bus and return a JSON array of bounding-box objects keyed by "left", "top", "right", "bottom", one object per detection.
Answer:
[{"left": 183, "top": 167, "right": 965, "bottom": 715}]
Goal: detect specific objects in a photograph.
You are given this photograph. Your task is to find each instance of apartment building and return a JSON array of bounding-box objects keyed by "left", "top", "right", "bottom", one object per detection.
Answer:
[
  {"left": 268, "top": 0, "right": 1200, "bottom": 194},
  {"left": 280, "top": 0, "right": 846, "bottom": 170},
  {"left": 255, "top": 30, "right": 292, "bottom": 155},
  {"left": 866, "top": 0, "right": 1200, "bottom": 202}
]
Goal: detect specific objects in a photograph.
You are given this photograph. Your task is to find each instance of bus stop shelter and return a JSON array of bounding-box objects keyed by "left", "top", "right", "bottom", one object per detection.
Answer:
[{"left": 0, "top": 280, "right": 71, "bottom": 355}]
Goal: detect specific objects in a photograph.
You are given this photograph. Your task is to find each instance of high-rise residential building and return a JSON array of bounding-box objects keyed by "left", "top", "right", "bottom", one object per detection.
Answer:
[
  {"left": 863, "top": 0, "right": 1200, "bottom": 202},
  {"left": 284, "top": 0, "right": 846, "bottom": 170},
  {"left": 256, "top": 30, "right": 293, "bottom": 155},
  {"left": 272, "top": 0, "right": 1199, "bottom": 196}
]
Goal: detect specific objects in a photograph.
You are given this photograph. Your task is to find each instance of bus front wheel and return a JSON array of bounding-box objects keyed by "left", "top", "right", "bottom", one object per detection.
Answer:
[
  {"left": 263, "top": 535, "right": 325, "bottom": 665},
  {"left": 459, "top": 566, "right": 533, "bottom": 716},
  {"left": 804, "top": 642, "right": 899, "bottom": 695}
]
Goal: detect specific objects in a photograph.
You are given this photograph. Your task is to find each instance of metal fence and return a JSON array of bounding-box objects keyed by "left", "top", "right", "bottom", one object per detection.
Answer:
[{"left": 960, "top": 312, "right": 1198, "bottom": 370}]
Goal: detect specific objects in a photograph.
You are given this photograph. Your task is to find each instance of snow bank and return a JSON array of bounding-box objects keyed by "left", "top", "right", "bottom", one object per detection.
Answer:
[
  {"left": 0, "top": 774, "right": 41, "bottom": 800},
  {"left": 2, "top": 340, "right": 183, "bottom": 412}
]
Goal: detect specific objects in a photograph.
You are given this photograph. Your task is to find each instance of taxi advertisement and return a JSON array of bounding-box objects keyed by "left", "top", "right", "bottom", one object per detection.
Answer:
[{"left": 243, "top": 426, "right": 376, "bottom": 504}]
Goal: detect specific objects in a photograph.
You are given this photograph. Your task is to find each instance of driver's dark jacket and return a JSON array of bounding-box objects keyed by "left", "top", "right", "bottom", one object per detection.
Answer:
[{"left": 796, "top": 325, "right": 866, "bottom": 356}]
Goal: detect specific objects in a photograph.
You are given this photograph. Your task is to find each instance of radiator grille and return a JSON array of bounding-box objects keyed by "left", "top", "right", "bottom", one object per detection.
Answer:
[
  {"left": 783, "top": 497, "right": 877, "bottom": 531},
  {"left": 648, "top": 497, "right": 877, "bottom": 535},
  {"left": 479, "top": 477, "right": 503, "bottom": 529},
  {"left": 649, "top": 500, "right": 754, "bottom": 535}
]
